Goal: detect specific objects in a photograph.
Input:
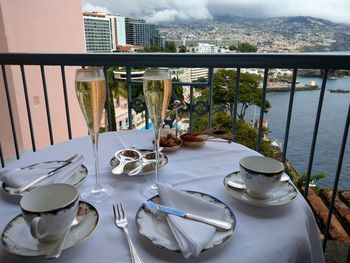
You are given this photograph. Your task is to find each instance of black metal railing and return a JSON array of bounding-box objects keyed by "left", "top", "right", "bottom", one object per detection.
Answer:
[{"left": 0, "top": 52, "right": 350, "bottom": 254}]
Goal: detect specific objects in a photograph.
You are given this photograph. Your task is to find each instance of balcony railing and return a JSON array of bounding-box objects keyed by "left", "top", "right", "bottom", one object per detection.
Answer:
[{"left": 0, "top": 52, "right": 349, "bottom": 254}]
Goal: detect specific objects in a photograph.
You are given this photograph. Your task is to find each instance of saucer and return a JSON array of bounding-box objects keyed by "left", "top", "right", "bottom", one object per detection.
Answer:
[
  {"left": 224, "top": 172, "right": 298, "bottom": 207},
  {"left": 1, "top": 201, "right": 99, "bottom": 257},
  {"left": 2, "top": 161, "right": 88, "bottom": 197},
  {"left": 135, "top": 191, "right": 236, "bottom": 253},
  {"left": 110, "top": 149, "right": 168, "bottom": 176}
]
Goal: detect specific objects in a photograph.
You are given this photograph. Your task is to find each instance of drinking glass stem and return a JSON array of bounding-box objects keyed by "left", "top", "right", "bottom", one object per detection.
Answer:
[
  {"left": 154, "top": 126, "right": 161, "bottom": 186},
  {"left": 91, "top": 132, "right": 101, "bottom": 190}
]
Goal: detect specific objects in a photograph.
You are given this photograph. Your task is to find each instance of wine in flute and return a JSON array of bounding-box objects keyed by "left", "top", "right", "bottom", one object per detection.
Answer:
[
  {"left": 143, "top": 79, "right": 172, "bottom": 128},
  {"left": 142, "top": 68, "right": 172, "bottom": 196},
  {"left": 75, "top": 68, "right": 114, "bottom": 203},
  {"left": 75, "top": 78, "right": 106, "bottom": 135}
]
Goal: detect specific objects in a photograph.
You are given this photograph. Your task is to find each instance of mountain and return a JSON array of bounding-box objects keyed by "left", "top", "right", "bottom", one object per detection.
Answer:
[{"left": 159, "top": 15, "right": 350, "bottom": 52}]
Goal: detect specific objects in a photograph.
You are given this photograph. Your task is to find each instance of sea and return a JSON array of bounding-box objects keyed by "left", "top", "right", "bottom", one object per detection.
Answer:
[{"left": 245, "top": 76, "right": 350, "bottom": 189}]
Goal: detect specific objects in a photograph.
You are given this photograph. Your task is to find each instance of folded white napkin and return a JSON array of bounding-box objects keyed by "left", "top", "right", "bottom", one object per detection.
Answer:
[
  {"left": 157, "top": 183, "right": 227, "bottom": 258},
  {"left": 0, "top": 155, "right": 84, "bottom": 189}
]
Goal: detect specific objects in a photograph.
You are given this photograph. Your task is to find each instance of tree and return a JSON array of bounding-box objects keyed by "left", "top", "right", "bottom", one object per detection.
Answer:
[
  {"left": 171, "top": 77, "right": 184, "bottom": 103},
  {"left": 192, "top": 113, "right": 277, "bottom": 158},
  {"left": 178, "top": 45, "right": 187, "bottom": 53},
  {"left": 165, "top": 41, "right": 176, "bottom": 52},
  {"left": 106, "top": 67, "right": 128, "bottom": 130},
  {"left": 229, "top": 45, "right": 237, "bottom": 50},
  {"left": 106, "top": 67, "right": 144, "bottom": 130},
  {"left": 237, "top": 42, "right": 257, "bottom": 52},
  {"left": 213, "top": 69, "right": 270, "bottom": 120}
]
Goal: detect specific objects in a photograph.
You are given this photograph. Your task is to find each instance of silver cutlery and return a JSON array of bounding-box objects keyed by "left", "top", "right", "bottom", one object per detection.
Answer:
[
  {"left": 112, "top": 150, "right": 141, "bottom": 175},
  {"left": 46, "top": 205, "right": 85, "bottom": 259},
  {"left": 144, "top": 201, "right": 232, "bottom": 231},
  {"left": 14, "top": 154, "right": 79, "bottom": 194},
  {"left": 113, "top": 203, "right": 143, "bottom": 263},
  {"left": 128, "top": 152, "right": 163, "bottom": 176}
]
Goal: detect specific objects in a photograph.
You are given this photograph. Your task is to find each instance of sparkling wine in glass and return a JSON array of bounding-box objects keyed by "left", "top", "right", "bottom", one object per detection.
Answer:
[
  {"left": 75, "top": 68, "right": 114, "bottom": 203},
  {"left": 142, "top": 68, "right": 172, "bottom": 196}
]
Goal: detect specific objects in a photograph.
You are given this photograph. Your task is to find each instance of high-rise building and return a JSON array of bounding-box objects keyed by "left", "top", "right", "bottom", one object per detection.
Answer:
[
  {"left": 107, "top": 15, "right": 126, "bottom": 50},
  {"left": 125, "top": 18, "right": 164, "bottom": 48},
  {"left": 83, "top": 12, "right": 112, "bottom": 53},
  {"left": 116, "top": 15, "right": 126, "bottom": 46}
]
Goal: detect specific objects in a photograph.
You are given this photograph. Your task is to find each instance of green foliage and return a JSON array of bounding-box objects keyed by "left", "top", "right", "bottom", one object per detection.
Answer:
[
  {"left": 143, "top": 41, "right": 178, "bottom": 53},
  {"left": 107, "top": 67, "right": 128, "bottom": 131},
  {"left": 144, "top": 45, "right": 164, "bottom": 52},
  {"left": 229, "top": 45, "right": 237, "bottom": 50},
  {"left": 228, "top": 43, "right": 257, "bottom": 52},
  {"left": 178, "top": 45, "right": 187, "bottom": 53},
  {"left": 171, "top": 77, "right": 184, "bottom": 103},
  {"left": 235, "top": 120, "right": 276, "bottom": 158},
  {"left": 213, "top": 69, "right": 269, "bottom": 119},
  {"left": 192, "top": 113, "right": 277, "bottom": 158},
  {"left": 165, "top": 41, "right": 176, "bottom": 52},
  {"left": 237, "top": 42, "right": 257, "bottom": 52},
  {"left": 296, "top": 172, "right": 326, "bottom": 190}
]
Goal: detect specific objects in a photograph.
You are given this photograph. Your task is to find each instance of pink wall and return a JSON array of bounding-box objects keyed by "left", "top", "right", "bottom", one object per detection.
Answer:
[{"left": 0, "top": 0, "right": 88, "bottom": 161}]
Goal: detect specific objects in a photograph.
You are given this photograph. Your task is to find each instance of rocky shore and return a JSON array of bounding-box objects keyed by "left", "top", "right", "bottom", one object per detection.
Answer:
[{"left": 305, "top": 187, "right": 350, "bottom": 243}]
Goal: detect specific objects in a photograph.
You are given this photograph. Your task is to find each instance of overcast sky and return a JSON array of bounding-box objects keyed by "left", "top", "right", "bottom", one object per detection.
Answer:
[{"left": 82, "top": 0, "right": 350, "bottom": 24}]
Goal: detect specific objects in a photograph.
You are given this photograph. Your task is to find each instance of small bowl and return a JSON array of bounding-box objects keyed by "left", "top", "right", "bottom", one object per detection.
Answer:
[
  {"left": 181, "top": 133, "right": 208, "bottom": 147},
  {"left": 158, "top": 134, "right": 183, "bottom": 152},
  {"left": 162, "top": 139, "right": 183, "bottom": 152},
  {"left": 239, "top": 156, "right": 284, "bottom": 199}
]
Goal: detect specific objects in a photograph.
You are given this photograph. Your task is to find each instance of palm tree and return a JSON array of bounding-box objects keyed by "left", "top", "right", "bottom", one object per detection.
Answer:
[{"left": 107, "top": 67, "right": 128, "bottom": 131}]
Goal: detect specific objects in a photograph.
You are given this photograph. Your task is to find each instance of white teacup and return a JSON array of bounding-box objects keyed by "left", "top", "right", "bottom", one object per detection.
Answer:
[
  {"left": 20, "top": 183, "right": 79, "bottom": 243},
  {"left": 239, "top": 156, "right": 284, "bottom": 199}
]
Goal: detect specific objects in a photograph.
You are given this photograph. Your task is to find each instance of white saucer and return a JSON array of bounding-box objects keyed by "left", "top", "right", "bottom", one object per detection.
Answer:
[
  {"left": 136, "top": 191, "right": 236, "bottom": 253},
  {"left": 224, "top": 172, "right": 298, "bottom": 207},
  {"left": 1, "top": 201, "right": 99, "bottom": 257},
  {"left": 2, "top": 161, "right": 88, "bottom": 197}
]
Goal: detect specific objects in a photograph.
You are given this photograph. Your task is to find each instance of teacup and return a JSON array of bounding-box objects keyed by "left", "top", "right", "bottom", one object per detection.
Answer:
[
  {"left": 20, "top": 183, "right": 79, "bottom": 243},
  {"left": 239, "top": 156, "right": 284, "bottom": 199}
]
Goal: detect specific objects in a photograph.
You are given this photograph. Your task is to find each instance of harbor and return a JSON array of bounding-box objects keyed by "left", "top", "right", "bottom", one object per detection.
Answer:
[{"left": 265, "top": 80, "right": 320, "bottom": 92}]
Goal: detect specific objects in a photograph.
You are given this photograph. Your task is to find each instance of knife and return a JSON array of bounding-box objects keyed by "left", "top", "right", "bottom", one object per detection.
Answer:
[
  {"left": 143, "top": 201, "right": 232, "bottom": 231},
  {"left": 14, "top": 154, "right": 79, "bottom": 194}
]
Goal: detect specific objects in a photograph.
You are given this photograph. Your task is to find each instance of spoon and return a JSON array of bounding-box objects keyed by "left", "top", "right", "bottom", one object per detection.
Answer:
[
  {"left": 112, "top": 149, "right": 141, "bottom": 175},
  {"left": 227, "top": 179, "right": 247, "bottom": 190},
  {"left": 46, "top": 206, "right": 85, "bottom": 259}
]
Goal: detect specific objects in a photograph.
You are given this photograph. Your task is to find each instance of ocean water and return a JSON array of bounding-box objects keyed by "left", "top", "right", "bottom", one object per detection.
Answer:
[{"left": 245, "top": 76, "right": 350, "bottom": 189}]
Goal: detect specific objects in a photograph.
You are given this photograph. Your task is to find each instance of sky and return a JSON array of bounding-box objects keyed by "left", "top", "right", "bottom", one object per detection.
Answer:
[{"left": 82, "top": 0, "right": 350, "bottom": 24}]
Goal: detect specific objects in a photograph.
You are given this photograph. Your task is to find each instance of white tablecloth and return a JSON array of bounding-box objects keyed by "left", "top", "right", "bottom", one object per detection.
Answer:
[{"left": 0, "top": 130, "right": 324, "bottom": 263}]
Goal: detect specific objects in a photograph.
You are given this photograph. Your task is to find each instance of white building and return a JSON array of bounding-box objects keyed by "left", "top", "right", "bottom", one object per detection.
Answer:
[
  {"left": 197, "top": 43, "right": 217, "bottom": 53},
  {"left": 190, "top": 68, "right": 208, "bottom": 81},
  {"left": 169, "top": 68, "right": 191, "bottom": 83},
  {"left": 114, "top": 15, "right": 126, "bottom": 46},
  {"left": 83, "top": 13, "right": 112, "bottom": 53},
  {"left": 105, "top": 15, "right": 127, "bottom": 50}
]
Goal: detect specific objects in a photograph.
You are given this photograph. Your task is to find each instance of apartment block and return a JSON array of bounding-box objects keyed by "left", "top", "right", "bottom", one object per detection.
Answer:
[
  {"left": 83, "top": 13, "right": 112, "bottom": 53},
  {"left": 125, "top": 18, "right": 164, "bottom": 48}
]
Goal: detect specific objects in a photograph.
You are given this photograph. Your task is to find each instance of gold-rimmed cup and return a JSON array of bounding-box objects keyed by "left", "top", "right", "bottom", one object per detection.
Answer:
[
  {"left": 20, "top": 183, "right": 79, "bottom": 243},
  {"left": 239, "top": 156, "right": 284, "bottom": 199}
]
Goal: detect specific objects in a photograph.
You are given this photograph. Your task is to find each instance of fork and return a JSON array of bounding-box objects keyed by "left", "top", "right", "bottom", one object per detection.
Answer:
[{"left": 113, "top": 204, "right": 143, "bottom": 263}]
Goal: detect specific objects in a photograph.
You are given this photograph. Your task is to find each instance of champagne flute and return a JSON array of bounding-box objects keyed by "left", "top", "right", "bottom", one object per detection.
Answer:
[
  {"left": 75, "top": 68, "right": 114, "bottom": 203},
  {"left": 142, "top": 68, "right": 172, "bottom": 196}
]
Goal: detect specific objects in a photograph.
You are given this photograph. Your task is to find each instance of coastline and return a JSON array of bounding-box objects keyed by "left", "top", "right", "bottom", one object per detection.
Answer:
[{"left": 265, "top": 85, "right": 320, "bottom": 92}]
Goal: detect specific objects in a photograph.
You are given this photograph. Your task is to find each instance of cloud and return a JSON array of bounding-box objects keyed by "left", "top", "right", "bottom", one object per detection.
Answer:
[
  {"left": 83, "top": 3, "right": 111, "bottom": 14},
  {"left": 81, "top": 0, "right": 350, "bottom": 24},
  {"left": 208, "top": 0, "right": 350, "bottom": 24}
]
